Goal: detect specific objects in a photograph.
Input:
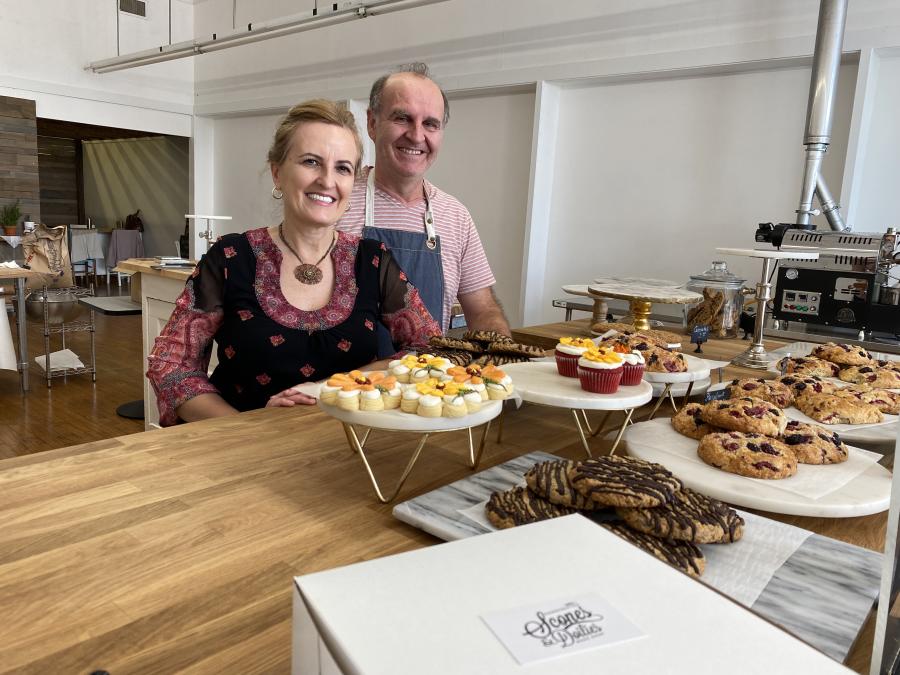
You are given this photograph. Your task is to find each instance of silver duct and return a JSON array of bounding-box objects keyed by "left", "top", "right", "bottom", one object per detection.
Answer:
[{"left": 795, "top": 0, "right": 849, "bottom": 231}]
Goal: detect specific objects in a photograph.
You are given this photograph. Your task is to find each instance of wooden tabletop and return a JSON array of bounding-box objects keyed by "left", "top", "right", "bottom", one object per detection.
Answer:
[
  {"left": 116, "top": 258, "right": 195, "bottom": 282},
  {"left": 0, "top": 322, "right": 888, "bottom": 673},
  {"left": 0, "top": 266, "right": 43, "bottom": 281}
]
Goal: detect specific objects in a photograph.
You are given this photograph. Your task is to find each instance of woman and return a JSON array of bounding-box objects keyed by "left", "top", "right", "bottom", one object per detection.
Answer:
[{"left": 147, "top": 100, "right": 440, "bottom": 426}]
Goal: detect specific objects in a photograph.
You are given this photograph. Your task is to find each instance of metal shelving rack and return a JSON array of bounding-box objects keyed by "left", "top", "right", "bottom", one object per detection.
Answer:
[{"left": 34, "top": 285, "right": 96, "bottom": 387}]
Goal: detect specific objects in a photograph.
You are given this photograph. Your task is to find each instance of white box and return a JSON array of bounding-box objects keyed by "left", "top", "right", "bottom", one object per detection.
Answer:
[{"left": 292, "top": 514, "right": 851, "bottom": 674}]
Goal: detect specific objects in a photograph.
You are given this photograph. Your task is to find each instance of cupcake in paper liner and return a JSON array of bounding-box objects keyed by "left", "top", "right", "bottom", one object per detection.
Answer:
[
  {"left": 611, "top": 345, "right": 645, "bottom": 386},
  {"left": 555, "top": 336, "right": 595, "bottom": 378},
  {"left": 577, "top": 347, "right": 624, "bottom": 394}
]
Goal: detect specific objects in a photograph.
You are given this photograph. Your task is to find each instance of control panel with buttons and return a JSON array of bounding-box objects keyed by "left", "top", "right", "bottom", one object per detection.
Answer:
[{"left": 780, "top": 289, "right": 821, "bottom": 316}]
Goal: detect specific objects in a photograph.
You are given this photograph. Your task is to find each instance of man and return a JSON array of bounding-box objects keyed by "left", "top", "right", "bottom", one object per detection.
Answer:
[{"left": 336, "top": 62, "right": 511, "bottom": 337}]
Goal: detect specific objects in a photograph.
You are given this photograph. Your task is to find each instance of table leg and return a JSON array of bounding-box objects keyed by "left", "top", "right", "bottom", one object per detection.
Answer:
[
  {"left": 467, "top": 420, "right": 493, "bottom": 469},
  {"left": 590, "top": 410, "right": 613, "bottom": 438},
  {"left": 680, "top": 381, "right": 695, "bottom": 408},
  {"left": 571, "top": 409, "right": 593, "bottom": 458},
  {"left": 608, "top": 408, "right": 635, "bottom": 455},
  {"left": 15, "top": 278, "right": 27, "bottom": 392},
  {"left": 645, "top": 384, "right": 672, "bottom": 420},
  {"left": 342, "top": 423, "right": 429, "bottom": 503}
]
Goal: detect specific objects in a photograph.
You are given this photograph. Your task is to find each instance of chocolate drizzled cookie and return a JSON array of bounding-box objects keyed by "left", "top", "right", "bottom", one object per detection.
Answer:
[
  {"left": 568, "top": 456, "right": 682, "bottom": 508},
  {"left": 616, "top": 488, "right": 744, "bottom": 544},
  {"left": 429, "top": 335, "right": 482, "bottom": 353},
  {"left": 463, "top": 329, "right": 513, "bottom": 346},
  {"left": 485, "top": 486, "right": 575, "bottom": 529},
  {"left": 524, "top": 460, "right": 602, "bottom": 510},
  {"left": 486, "top": 341, "right": 546, "bottom": 358},
  {"left": 603, "top": 523, "right": 705, "bottom": 577}
]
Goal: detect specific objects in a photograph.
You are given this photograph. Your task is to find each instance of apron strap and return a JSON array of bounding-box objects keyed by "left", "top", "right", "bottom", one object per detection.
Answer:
[{"left": 366, "top": 169, "right": 437, "bottom": 249}]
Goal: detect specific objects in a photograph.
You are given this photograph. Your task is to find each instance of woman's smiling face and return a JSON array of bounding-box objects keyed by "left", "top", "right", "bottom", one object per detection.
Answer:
[{"left": 271, "top": 121, "right": 359, "bottom": 229}]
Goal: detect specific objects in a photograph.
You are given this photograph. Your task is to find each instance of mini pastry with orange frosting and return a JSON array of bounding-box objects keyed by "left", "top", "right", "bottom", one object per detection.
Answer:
[
  {"left": 577, "top": 347, "right": 624, "bottom": 394},
  {"left": 482, "top": 365, "right": 514, "bottom": 400}
]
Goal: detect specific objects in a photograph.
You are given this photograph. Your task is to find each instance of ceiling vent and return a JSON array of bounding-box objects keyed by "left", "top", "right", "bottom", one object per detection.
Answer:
[{"left": 119, "top": 0, "right": 146, "bottom": 18}]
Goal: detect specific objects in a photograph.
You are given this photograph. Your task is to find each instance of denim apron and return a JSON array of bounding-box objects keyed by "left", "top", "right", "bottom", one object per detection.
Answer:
[{"left": 362, "top": 170, "right": 445, "bottom": 356}]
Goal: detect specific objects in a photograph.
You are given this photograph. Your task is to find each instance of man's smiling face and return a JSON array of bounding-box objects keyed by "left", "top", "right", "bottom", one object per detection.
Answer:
[{"left": 368, "top": 73, "right": 445, "bottom": 186}]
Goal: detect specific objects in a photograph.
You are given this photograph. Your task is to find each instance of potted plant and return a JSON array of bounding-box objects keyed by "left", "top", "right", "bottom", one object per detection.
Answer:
[{"left": 1, "top": 200, "right": 21, "bottom": 236}]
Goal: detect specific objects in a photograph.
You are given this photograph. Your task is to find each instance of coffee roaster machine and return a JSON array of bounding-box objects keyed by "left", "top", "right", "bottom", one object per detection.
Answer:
[{"left": 757, "top": 224, "right": 900, "bottom": 341}]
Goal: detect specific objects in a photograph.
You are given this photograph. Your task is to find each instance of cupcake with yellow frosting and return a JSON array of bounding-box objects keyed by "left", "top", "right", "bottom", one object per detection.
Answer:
[
  {"left": 577, "top": 347, "right": 624, "bottom": 394},
  {"left": 555, "top": 336, "right": 596, "bottom": 378}
]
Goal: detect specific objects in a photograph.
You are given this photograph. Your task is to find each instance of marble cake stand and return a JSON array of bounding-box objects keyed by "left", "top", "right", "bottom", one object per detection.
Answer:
[
  {"left": 715, "top": 248, "right": 818, "bottom": 369},
  {"left": 501, "top": 361, "right": 653, "bottom": 456},
  {"left": 319, "top": 400, "right": 502, "bottom": 503},
  {"left": 588, "top": 277, "right": 703, "bottom": 331}
]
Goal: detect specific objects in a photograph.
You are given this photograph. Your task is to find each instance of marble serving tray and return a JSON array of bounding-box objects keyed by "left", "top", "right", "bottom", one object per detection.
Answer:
[
  {"left": 500, "top": 361, "right": 652, "bottom": 410},
  {"left": 317, "top": 399, "right": 502, "bottom": 432},
  {"left": 624, "top": 419, "right": 890, "bottom": 517},
  {"left": 392, "top": 450, "right": 881, "bottom": 664}
]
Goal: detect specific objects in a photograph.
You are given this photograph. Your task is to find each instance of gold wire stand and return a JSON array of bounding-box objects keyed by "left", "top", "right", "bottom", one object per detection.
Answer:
[{"left": 341, "top": 420, "right": 494, "bottom": 503}]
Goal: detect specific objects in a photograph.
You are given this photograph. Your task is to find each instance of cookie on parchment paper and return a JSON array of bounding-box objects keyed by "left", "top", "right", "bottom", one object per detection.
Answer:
[
  {"left": 602, "top": 523, "right": 705, "bottom": 578},
  {"left": 567, "top": 455, "right": 682, "bottom": 508},
  {"left": 524, "top": 459, "right": 602, "bottom": 510},
  {"left": 485, "top": 486, "right": 575, "bottom": 530},
  {"left": 780, "top": 420, "right": 849, "bottom": 465},
  {"left": 616, "top": 487, "right": 744, "bottom": 544},
  {"left": 700, "top": 396, "right": 788, "bottom": 437},
  {"left": 697, "top": 431, "right": 797, "bottom": 480},
  {"left": 727, "top": 378, "right": 793, "bottom": 408},
  {"left": 793, "top": 393, "right": 884, "bottom": 425},
  {"left": 671, "top": 403, "right": 724, "bottom": 440}
]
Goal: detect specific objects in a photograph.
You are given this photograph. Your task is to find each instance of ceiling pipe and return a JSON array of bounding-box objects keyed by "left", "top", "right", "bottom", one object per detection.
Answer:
[
  {"left": 795, "top": 0, "right": 849, "bottom": 231},
  {"left": 87, "top": 0, "right": 449, "bottom": 74}
]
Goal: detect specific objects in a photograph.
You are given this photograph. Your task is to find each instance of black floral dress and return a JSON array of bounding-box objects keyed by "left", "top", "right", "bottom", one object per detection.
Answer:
[{"left": 147, "top": 228, "right": 440, "bottom": 426}]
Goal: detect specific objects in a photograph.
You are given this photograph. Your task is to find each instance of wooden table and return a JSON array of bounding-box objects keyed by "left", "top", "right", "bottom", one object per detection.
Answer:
[
  {"left": 0, "top": 266, "right": 45, "bottom": 392},
  {"left": 0, "top": 323, "right": 887, "bottom": 673}
]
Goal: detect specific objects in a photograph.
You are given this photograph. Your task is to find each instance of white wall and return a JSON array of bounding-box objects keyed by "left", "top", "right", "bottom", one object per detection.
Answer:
[
  {"left": 0, "top": 0, "right": 194, "bottom": 135},
  {"left": 83, "top": 136, "right": 190, "bottom": 257},
  {"left": 851, "top": 50, "right": 900, "bottom": 231},
  {"left": 537, "top": 63, "right": 855, "bottom": 325},
  {"left": 424, "top": 90, "right": 535, "bottom": 327}
]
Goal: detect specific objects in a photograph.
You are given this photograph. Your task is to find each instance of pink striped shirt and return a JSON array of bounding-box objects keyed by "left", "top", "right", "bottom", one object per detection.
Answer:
[{"left": 336, "top": 167, "right": 495, "bottom": 331}]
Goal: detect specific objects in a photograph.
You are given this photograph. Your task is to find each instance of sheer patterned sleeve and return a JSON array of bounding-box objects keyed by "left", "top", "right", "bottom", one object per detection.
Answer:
[
  {"left": 378, "top": 247, "right": 442, "bottom": 351},
  {"left": 146, "top": 244, "right": 227, "bottom": 426}
]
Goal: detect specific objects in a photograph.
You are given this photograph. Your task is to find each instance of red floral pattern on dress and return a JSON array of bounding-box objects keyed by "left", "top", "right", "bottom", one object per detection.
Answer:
[
  {"left": 224, "top": 345, "right": 235, "bottom": 359},
  {"left": 146, "top": 281, "right": 224, "bottom": 427},
  {"left": 300, "top": 364, "right": 315, "bottom": 377},
  {"left": 270, "top": 334, "right": 285, "bottom": 346},
  {"left": 224, "top": 246, "right": 236, "bottom": 258},
  {"left": 398, "top": 271, "right": 407, "bottom": 282},
  {"left": 337, "top": 339, "right": 352, "bottom": 352},
  {"left": 364, "top": 319, "right": 374, "bottom": 331},
  {"left": 238, "top": 309, "right": 253, "bottom": 321},
  {"left": 372, "top": 255, "right": 380, "bottom": 268},
  {"left": 383, "top": 283, "right": 441, "bottom": 351},
  {"left": 247, "top": 228, "right": 359, "bottom": 331},
  {"left": 257, "top": 373, "right": 271, "bottom": 385}
]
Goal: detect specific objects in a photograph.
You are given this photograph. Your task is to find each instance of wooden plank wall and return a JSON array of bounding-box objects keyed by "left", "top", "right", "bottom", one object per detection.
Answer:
[
  {"left": 0, "top": 96, "right": 41, "bottom": 229},
  {"left": 37, "top": 135, "right": 79, "bottom": 226}
]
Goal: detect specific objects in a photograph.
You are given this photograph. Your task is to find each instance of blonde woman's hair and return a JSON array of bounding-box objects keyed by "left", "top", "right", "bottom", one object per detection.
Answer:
[{"left": 267, "top": 99, "right": 362, "bottom": 174}]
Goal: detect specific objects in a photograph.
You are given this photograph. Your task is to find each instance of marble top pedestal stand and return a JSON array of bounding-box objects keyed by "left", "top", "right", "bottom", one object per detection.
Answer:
[
  {"left": 588, "top": 277, "right": 702, "bottom": 331},
  {"left": 716, "top": 248, "right": 819, "bottom": 369}
]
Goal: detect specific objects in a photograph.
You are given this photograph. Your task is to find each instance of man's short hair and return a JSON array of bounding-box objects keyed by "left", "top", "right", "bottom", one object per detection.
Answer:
[{"left": 369, "top": 62, "right": 450, "bottom": 127}]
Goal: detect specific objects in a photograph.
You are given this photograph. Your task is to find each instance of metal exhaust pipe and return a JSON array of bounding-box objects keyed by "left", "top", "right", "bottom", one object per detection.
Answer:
[{"left": 795, "top": 0, "right": 849, "bottom": 230}]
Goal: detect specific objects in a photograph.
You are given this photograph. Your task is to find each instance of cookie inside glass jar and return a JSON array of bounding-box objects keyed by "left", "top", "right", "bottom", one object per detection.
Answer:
[{"left": 683, "top": 261, "right": 746, "bottom": 339}]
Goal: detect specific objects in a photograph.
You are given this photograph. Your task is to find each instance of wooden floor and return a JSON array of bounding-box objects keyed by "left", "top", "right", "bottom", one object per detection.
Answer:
[{"left": 0, "top": 282, "right": 145, "bottom": 458}]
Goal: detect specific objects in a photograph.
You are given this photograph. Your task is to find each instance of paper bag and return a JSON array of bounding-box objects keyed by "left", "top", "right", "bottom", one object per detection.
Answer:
[{"left": 21, "top": 224, "right": 73, "bottom": 289}]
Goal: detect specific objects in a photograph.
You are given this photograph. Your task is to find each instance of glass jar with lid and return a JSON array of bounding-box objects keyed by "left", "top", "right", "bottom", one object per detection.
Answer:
[{"left": 683, "top": 261, "right": 746, "bottom": 339}]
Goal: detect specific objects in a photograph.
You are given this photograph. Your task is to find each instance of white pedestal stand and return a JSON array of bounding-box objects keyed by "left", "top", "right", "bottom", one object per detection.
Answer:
[{"left": 716, "top": 248, "right": 818, "bottom": 369}]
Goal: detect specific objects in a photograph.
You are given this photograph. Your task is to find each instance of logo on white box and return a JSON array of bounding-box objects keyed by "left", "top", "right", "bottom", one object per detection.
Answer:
[{"left": 523, "top": 601, "right": 605, "bottom": 648}]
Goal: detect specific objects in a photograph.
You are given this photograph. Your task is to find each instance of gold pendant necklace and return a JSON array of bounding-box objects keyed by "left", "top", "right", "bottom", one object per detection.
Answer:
[{"left": 278, "top": 223, "right": 336, "bottom": 285}]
